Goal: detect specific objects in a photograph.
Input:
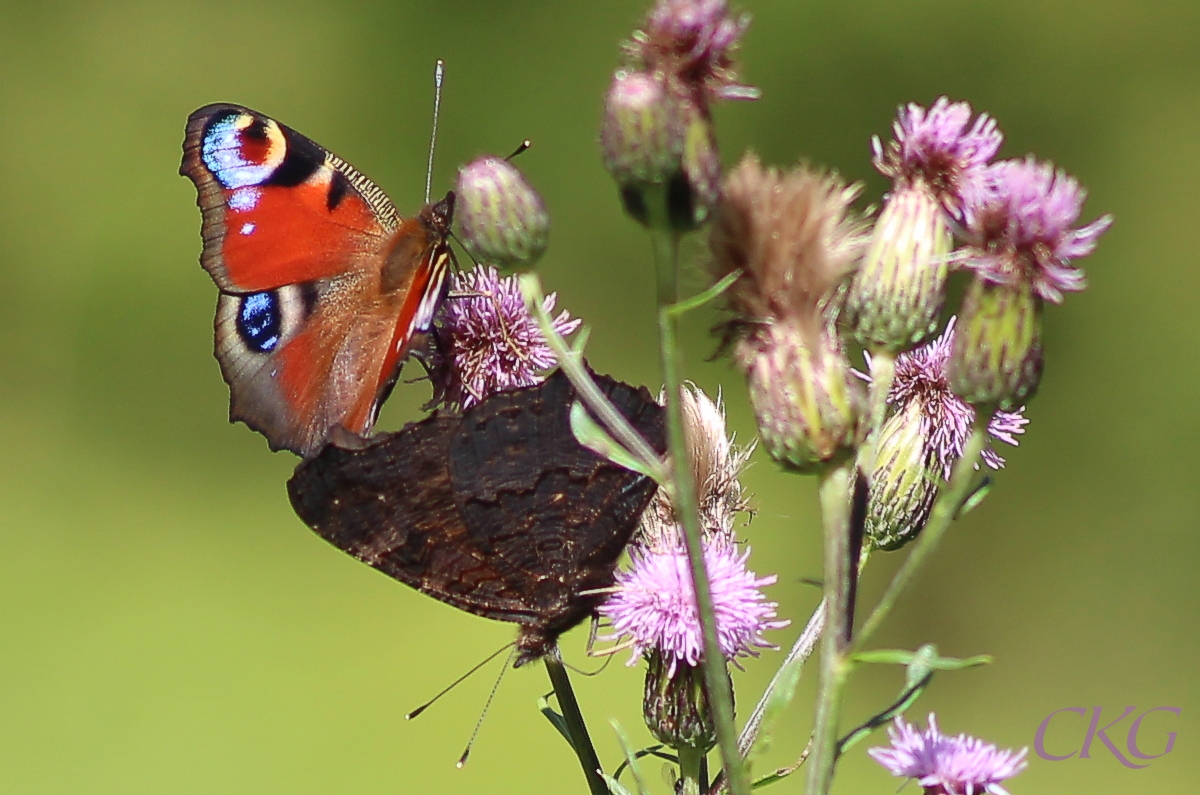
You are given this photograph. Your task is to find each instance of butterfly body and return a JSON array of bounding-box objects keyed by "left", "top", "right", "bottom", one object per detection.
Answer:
[
  {"left": 181, "top": 104, "right": 454, "bottom": 456},
  {"left": 287, "top": 369, "right": 667, "bottom": 666}
]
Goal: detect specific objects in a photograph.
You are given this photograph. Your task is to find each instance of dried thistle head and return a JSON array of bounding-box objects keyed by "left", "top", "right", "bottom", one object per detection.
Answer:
[
  {"left": 709, "top": 154, "right": 867, "bottom": 344},
  {"left": 708, "top": 154, "right": 868, "bottom": 471},
  {"left": 639, "top": 384, "right": 752, "bottom": 547}
]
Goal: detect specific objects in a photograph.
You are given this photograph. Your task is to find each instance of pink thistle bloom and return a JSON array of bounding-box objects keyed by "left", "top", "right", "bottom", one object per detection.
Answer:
[
  {"left": 626, "top": 0, "right": 756, "bottom": 105},
  {"left": 430, "top": 264, "right": 580, "bottom": 409},
  {"left": 863, "top": 318, "right": 1028, "bottom": 477},
  {"left": 869, "top": 714, "right": 1028, "bottom": 795},
  {"left": 872, "top": 97, "right": 1003, "bottom": 219},
  {"left": 598, "top": 538, "right": 787, "bottom": 676},
  {"left": 962, "top": 156, "right": 1113, "bottom": 303}
]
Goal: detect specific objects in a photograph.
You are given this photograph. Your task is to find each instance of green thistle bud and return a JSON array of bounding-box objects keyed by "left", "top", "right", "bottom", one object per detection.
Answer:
[
  {"left": 601, "top": 71, "right": 676, "bottom": 186},
  {"left": 455, "top": 156, "right": 549, "bottom": 269},
  {"left": 844, "top": 185, "right": 951, "bottom": 352},
  {"left": 642, "top": 652, "right": 724, "bottom": 753},
  {"left": 600, "top": 71, "right": 720, "bottom": 232},
  {"left": 862, "top": 400, "right": 938, "bottom": 551},
  {"left": 741, "top": 324, "right": 864, "bottom": 473},
  {"left": 948, "top": 277, "right": 1043, "bottom": 410}
]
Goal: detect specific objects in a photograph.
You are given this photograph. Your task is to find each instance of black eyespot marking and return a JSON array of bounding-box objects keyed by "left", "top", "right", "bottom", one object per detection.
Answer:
[
  {"left": 237, "top": 291, "right": 282, "bottom": 353},
  {"left": 327, "top": 170, "right": 349, "bottom": 210},
  {"left": 299, "top": 282, "right": 319, "bottom": 317},
  {"left": 265, "top": 126, "right": 325, "bottom": 187}
]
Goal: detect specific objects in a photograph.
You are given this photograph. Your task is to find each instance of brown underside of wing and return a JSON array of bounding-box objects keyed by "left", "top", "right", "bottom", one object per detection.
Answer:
[
  {"left": 286, "top": 367, "right": 667, "bottom": 653},
  {"left": 288, "top": 416, "right": 540, "bottom": 623}
]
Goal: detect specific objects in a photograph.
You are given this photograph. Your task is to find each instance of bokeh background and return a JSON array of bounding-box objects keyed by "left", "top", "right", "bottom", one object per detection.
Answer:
[{"left": 0, "top": 0, "right": 1195, "bottom": 792}]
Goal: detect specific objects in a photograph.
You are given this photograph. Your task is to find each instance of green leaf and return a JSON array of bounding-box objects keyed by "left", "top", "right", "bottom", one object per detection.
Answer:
[
  {"left": 958, "top": 476, "right": 993, "bottom": 517},
  {"left": 664, "top": 270, "right": 741, "bottom": 318},
  {"left": 837, "top": 646, "right": 992, "bottom": 755},
  {"left": 570, "top": 401, "right": 661, "bottom": 481},
  {"left": 852, "top": 647, "right": 992, "bottom": 671},
  {"left": 571, "top": 324, "right": 593, "bottom": 355},
  {"left": 601, "top": 773, "right": 638, "bottom": 795},
  {"left": 608, "top": 720, "right": 651, "bottom": 795},
  {"left": 746, "top": 655, "right": 804, "bottom": 772},
  {"left": 537, "top": 692, "right": 575, "bottom": 752}
]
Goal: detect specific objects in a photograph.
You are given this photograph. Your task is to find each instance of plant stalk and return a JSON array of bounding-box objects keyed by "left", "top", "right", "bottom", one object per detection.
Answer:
[
  {"left": 678, "top": 745, "right": 706, "bottom": 795},
  {"left": 805, "top": 461, "right": 855, "bottom": 795},
  {"left": 545, "top": 647, "right": 607, "bottom": 795},
  {"left": 646, "top": 188, "right": 748, "bottom": 795},
  {"left": 851, "top": 415, "right": 990, "bottom": 653}
]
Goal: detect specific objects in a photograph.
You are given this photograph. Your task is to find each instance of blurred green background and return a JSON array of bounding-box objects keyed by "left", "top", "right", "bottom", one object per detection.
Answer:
[{"left": 0, "top": 0, "right": 1195, "bottom": 792}]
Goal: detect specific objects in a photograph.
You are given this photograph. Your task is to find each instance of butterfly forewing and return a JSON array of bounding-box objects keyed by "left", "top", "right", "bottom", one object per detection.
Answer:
[{"left": 181, "top": 104, "right": 453, "bottom": 456}]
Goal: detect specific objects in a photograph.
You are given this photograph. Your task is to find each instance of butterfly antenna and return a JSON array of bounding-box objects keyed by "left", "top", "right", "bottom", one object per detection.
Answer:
[
  {"left": 405, "top": 642, "right": 512, "bottom": 720},
  {"left": 506, "top": 139, "right": 532, "bottom": 161},
  {"left": 457, "top": 646, "right": 517, "bottom": 768},
  {"left": 448, "top": 230, "right": 481, "bottom": 267},
  {"left": 425, "top": 58, "right": 445, "bottom": 205}
]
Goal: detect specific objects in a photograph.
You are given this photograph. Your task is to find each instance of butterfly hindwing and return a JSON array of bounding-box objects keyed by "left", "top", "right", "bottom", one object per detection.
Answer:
[
  {"left": 446, "top": 370, "right": 667, "bottom": 653},
  {"left": 288, "top": 416, "right": 539, "bottom": 623},
  {"left": 181, "top": 104, "right": 454, "bottom": 456},
  {"left": 286, "top": 369, "right": 667, "bottom": 665}
]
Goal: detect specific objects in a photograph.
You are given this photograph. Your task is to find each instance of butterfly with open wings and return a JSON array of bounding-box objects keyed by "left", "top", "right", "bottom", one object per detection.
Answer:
[{"left": 180, "top": 103, "right": 454, "bottom": 457}]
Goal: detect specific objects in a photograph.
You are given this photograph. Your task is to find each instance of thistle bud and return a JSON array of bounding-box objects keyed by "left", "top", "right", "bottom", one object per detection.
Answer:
[
  {"left": 846, "top": 98, "right": 1002, "bottom": 353},
  {"left": 845, "top": 186, "right": 951, "bottom": 352},
  {"left": 601, "top": 72, "right": 677, "bottom": 187},
  {"left": 743, "top": 325, "right": 863, "bottom": 472},
  {"left": 455, "top": 156, "right": 549, "bottom": 269},
  {"left": 948, "top": 277, "right": 1043, "bottom": 410},
  {"left": 643, "top": 652, "right": 722, "bottom": 752},
  {"left": 860, "top": 318, "right": 1029, "bottom": 549},
  {"left": 862, "top": 400, "right": 938, "bottom": 550},
  {"left": 952, "top": 156, "right": 1111, "bottom": 408},
  {"left": 600, "top": 71, "right": 719, "bottom": 231}
]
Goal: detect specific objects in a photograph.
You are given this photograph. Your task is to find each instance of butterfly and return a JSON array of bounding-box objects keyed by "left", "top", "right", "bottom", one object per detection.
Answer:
[
  {"left": 287, "top": 368, "right": 667, "bottom": 666},
  {"left": 180, "top": 104, "right": 454, "bottom": 457}
]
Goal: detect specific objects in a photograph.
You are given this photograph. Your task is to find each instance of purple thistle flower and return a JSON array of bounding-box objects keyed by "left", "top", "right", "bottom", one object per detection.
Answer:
[
  {"left": 626, "top": 0, "right": 755, "bottom": 106},
  {"left": 872, "top": 97, "right": 1003, "bottom": 220},
  {"left": 429, "top": 264, "right": 580, "bottom": 409},
  {"left": 869, "top": 714, "right": 1028, "bottom": 795},
  {"left": 865, "top": 318, "right": 1028, "bottom": 477},
  {"left": 599, "top": 538, "right": 788, "bottom": 676},
  {"left": 962, "top": 156, "right": 1113, "bottom": 303}
]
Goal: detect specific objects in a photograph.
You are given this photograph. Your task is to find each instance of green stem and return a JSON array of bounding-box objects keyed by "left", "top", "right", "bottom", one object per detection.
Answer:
[
  {"left": 737, "top": 598, "right": 827, "bottom": 757},
  {"left": 545, "top": 647, "right": 607, "bottom": 795},
  {"left": 805, "top": 462, "right": 855, "bottom": 795},
  {"left": 850, "top": 415, "right": 990, "bottom": 654},
  {"left": 646, "top": 187, "right": 748, "bottom": 795},
  {"left": 519, "top": 274, "right": 665, "bottom": 479},
  {"left": 865, "top": 349, "right": 896, "bottom": 462},
  {"left": 678, "top": 746, "right": 706, "bottom": 795}
]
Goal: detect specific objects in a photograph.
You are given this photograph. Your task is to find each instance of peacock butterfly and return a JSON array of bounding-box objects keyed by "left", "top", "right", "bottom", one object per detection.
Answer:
[
  {"left": 180, "top": 104, "right": 454, "bottom": 457},
  {"left": 287, "top": 368, "right": 667, "bottom": 666}
]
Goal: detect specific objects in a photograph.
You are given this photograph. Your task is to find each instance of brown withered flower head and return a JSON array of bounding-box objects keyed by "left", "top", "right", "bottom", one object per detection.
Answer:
[{"left": 709, "top": 154, "right": 869, "bottom": 472}]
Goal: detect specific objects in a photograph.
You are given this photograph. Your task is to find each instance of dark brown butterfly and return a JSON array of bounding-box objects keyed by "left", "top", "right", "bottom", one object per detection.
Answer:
[{"left": 287, "top": 368, "right": 666, "bottom": 666}]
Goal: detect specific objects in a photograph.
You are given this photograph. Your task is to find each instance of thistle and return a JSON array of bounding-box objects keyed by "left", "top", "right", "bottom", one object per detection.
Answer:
[
  {"left": 708, "top": 154, "right": 868, "bottom": 472},
  {"left": 601, "top": 0, "right": 754, "bottom": 231},
  {"left": 599, "top": 386, "right": 784, "bottom": 753},
  {"left": 870, "top": 714, "right": 1028, "bottom": 795},
  {"left": 859, "top": 319, "right": 1028, "bottom": 550},
  {"left": 845, "top": 98, "right": 1003, "bottom": 353},
  {"left": 950, "top": 157, "right": 1112, "bottom": 409},
  {"left": 455, "top": 155, "right": 550, "bottom": 268},
  {"left": 425, "top": 264, "right": 580, "bottom": 409}
]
